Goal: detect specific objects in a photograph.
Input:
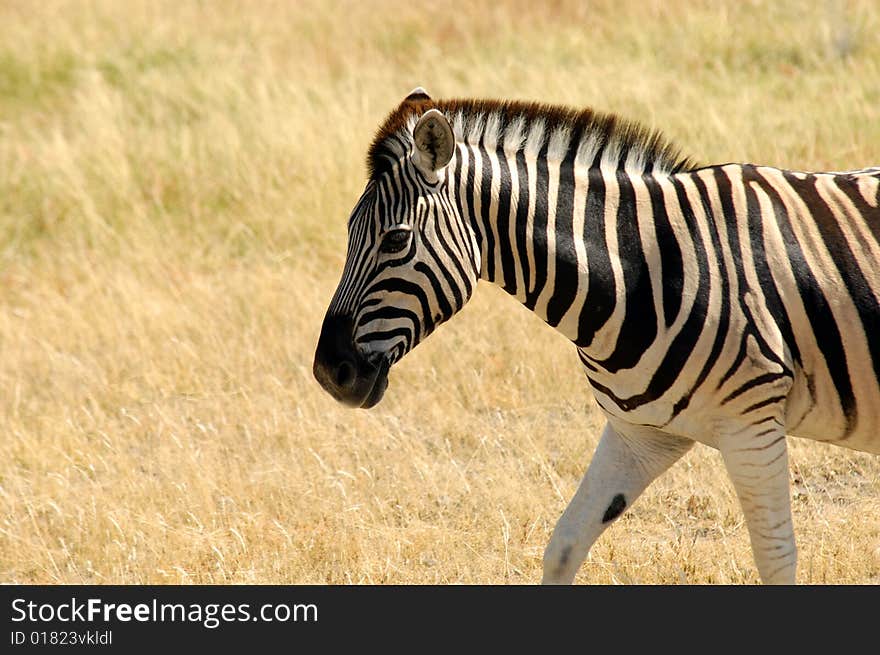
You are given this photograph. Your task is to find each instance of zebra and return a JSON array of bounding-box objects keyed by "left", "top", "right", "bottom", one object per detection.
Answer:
[{"left": 313, "top": 88, "right": 880, "bottom": 584}]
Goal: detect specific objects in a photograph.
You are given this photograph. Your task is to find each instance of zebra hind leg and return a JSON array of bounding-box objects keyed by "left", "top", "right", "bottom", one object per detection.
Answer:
[
  {"left": 542, "top": 421, "right": 693, "bottom": 584},
  {"left": 718, "top": 421, "right": 797, "bottom": 584}
]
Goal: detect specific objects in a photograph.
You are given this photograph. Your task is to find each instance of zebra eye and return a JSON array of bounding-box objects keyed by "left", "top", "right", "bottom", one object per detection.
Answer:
[{"left": 379, "top": 228, "right": 411, "bottom": 254}]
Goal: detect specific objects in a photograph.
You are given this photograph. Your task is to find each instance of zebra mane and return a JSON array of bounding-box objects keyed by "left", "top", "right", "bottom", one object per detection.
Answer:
[{"left": 368, "top": 96, "right": 696, "bottom": 180}]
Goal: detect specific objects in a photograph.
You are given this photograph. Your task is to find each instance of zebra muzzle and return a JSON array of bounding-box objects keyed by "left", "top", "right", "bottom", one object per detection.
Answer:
[{"left": 313, "top": 314, "right": 391, "bottom": 408}]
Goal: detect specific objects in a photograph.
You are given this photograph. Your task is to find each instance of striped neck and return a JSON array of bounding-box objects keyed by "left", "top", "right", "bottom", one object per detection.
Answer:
[
  {"left": 447, "top": 136, "right": 684, "bottom": 356},
  {"left": 451, "top": 140, "right": 577, "bottom": 337}
]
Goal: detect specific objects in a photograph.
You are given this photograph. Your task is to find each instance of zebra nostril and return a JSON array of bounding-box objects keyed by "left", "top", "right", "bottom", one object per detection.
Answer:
[{"left": 335, "top": 359, "right": 357, "bottom": 389}]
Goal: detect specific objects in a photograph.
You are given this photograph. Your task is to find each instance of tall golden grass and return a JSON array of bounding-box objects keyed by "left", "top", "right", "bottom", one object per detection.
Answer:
[{"left": 1, "top": 0, "right": 878, "bottom": 584}]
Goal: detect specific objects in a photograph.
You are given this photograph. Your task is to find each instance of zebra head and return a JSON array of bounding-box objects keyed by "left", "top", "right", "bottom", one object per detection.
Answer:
[{"left": 314, "top": 91, "right": 479, "bottom": 408}]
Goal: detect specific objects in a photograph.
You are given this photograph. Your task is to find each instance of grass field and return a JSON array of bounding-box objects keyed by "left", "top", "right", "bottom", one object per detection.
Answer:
[{"left": 1, "top": 0, "right": 879, "bottom": 584}]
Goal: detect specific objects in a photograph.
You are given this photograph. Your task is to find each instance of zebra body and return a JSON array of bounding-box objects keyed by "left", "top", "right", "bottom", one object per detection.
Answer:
[
  {"left": 567, "top": 164, "right": 880, "bottom": 456},
  {"left": 314, "top": 89, "right": 880, "bottom": 583}
]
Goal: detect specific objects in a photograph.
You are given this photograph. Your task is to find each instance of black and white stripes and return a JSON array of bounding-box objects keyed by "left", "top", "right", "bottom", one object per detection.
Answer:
[{"left": 314, "top": 90, "right": 880, "bottom": 583}]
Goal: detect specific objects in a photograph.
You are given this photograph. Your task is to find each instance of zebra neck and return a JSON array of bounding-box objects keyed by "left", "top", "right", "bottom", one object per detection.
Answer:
[{"left": 454, "top": 147, "right": 671, "bottom": 361}]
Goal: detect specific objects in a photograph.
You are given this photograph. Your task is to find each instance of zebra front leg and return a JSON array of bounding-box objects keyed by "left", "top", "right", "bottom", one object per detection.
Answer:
[
  {"left": 542, "top": 421, "right": 693, "bottom": 584},
  {"left": 718, "top": 424, "right": 796, "bottom": 584}
]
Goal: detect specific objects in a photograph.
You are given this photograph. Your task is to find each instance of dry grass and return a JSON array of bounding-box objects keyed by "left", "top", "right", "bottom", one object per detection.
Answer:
[{"left": 1, "top": 0, "right": 879, "bottom": 584}]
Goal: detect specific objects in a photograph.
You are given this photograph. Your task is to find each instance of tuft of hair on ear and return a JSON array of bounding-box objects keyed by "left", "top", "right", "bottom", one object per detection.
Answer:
[
  {"left": 405, "top": 86, "right": 431, "bottom": 102},
  {"left": 413, "top": 109, "right": 454, "bottom": 173}
]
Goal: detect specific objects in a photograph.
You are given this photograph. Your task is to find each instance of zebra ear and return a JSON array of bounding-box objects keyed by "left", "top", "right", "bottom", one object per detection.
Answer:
[
  {"left": 411, "top": 109, "right": 454, "bottom": 182},
  {"left": 405, "top": 86, "right": 431, "bottom": 102}
]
